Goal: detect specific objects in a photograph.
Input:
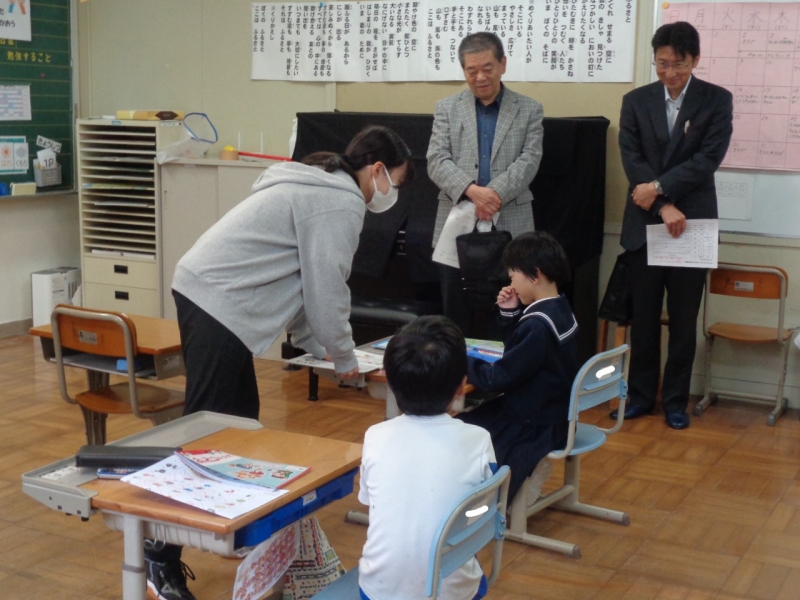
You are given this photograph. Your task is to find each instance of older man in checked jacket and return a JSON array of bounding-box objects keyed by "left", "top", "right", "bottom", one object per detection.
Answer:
[{"left": 427, "top": 31, "right": 544, "bottom": 337}]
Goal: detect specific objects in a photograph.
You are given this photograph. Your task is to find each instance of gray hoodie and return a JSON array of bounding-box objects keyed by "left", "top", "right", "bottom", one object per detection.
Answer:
[{"left": 172, "top": 161, "right": 364, "bottom": 373}]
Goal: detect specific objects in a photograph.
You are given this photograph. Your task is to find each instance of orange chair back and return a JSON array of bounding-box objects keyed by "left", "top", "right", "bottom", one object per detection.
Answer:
[
  {"left": 708, "top": 265, "right": 788, "bottom": 301},
  {"left": 52, "top": 304, "right": 139, "bottom": 358}
]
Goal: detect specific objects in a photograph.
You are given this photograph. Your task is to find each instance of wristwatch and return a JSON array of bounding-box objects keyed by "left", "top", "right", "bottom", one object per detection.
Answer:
[{"left": 652, "top": 180, "right": 665, "bottom": 195}]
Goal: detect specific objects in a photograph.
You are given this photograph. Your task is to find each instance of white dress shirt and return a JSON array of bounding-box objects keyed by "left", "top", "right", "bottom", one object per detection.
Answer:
[{"left": 665, "top": 75, "right": 692, "bottom": 135}]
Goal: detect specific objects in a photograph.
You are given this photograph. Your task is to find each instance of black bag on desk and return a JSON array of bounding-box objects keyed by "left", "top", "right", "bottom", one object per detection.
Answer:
[
  {"left": 455, "top": 228, "right": 512, "bottom": 305},
  {"left": 598, "top": 252, "right": 632, "bottom": 323},
  {"left": 75, "top": 445, "right": 180, "bottom": 468}
]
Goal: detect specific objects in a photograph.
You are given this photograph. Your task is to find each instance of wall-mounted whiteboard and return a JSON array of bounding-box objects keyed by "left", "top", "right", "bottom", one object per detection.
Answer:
[{"left": 656, "top": 0, "right": 800, "bottom": 238}]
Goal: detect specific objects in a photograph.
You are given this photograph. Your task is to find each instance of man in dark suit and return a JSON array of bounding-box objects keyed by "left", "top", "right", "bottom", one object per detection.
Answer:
[{"left": 613, "top": 21, "right": 733, "bottom": 429}]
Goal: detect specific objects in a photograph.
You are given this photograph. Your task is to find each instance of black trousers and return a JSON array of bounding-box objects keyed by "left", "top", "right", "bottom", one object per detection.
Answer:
[
  {"left": 147, "top": 292, "right": 261, "bottom": 566},
  {"left": 147, "top": 292, "right": 262, "bottom": 566},
  {"left": 627, "top": 247, "right": 707, "bottom": 413},
  {"left": 173, "top": 290, "right": 260, "bottom": 419}
]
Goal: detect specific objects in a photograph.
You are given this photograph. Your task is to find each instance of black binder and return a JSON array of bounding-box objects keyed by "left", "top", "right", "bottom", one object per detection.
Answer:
[{"left": 75, "top": 445, "right": 179, "bottom": 468}]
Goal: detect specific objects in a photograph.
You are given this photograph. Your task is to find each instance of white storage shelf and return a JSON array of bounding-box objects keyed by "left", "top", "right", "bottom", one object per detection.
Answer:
[{"left": 77, "top": 119, "right": 184, "bottom": 317}]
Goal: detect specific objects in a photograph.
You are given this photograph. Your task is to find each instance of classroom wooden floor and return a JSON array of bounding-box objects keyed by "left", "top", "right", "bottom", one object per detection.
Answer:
[{"left": 3, "top": 333, "right": 800, "bottom": 600}]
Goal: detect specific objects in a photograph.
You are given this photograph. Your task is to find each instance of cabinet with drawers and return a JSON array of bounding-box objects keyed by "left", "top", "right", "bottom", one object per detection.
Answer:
[{"left": 76, "top": 119, "right": 184, "bottom": 316}]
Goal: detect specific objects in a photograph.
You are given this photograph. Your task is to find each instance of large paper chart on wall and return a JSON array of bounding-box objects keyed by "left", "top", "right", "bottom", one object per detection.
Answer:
[
  {"left": 252, "top": 0, "right": 637, "bottom": 83},
  {"left": 663, "top": 2, "right": 800, "bottom": 171}
]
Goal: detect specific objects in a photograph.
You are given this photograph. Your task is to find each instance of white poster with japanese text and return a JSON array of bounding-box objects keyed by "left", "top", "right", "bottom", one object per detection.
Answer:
[
  {"left": 251, "top": 0, "right": 636, "bottom": 82},
  {"left": 0, "top": 0, "right": 32, "bottom": 42}
]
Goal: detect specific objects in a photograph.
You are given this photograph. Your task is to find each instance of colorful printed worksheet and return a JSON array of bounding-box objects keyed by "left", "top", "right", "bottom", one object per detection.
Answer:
[
  {"left": 176, "top": 449, "right": 310, "bottom": 490},
  {"left": 121, "top": 456, "right": 287, "bottom": 519}
]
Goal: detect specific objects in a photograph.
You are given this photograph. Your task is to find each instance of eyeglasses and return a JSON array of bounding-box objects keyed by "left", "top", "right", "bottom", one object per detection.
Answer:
[{"left": 652, "top": 60, "right": 693, "bottom": 72}]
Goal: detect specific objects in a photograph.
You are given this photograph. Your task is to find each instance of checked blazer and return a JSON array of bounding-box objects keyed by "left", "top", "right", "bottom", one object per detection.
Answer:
[{"left": 427, "top": 86, "right": 544, "bottom": 245}]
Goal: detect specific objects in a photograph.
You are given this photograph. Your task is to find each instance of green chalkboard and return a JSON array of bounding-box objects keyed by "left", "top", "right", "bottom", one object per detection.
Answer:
[{"left": 0, "top": 0, "right": 73, "bottom": 193}]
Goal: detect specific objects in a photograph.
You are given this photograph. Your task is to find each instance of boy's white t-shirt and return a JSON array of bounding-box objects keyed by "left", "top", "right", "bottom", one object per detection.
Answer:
[{"left": 358, "top": 413, "right": 496, "bottom": 600}]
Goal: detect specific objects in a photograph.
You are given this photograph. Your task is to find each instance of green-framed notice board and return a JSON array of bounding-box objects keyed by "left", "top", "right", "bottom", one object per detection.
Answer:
[{"left": 0, "top": 0, "right": 74, "bottom": 193}]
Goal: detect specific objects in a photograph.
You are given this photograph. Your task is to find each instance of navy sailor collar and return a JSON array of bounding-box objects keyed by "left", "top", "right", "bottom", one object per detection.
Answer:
[{"left": 518, "top": 295, "right": 578, "bottom": 343}]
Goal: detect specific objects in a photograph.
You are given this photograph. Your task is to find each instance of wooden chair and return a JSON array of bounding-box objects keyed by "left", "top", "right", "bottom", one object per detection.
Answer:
[
  {"left": 695, "top": 263, "right": 795, "bottom": 426},
  {"left": 597, "top": 319, "right": 630, "bottom": 352},
  {"left": 312, "top": 465, "right": 511, "bottom": 599},
  {"left": 51, "top": 304, "right": 185, "bottom": 444},
  {"left": 505, "top": 344, "right": 631, "bottom": 558},
  {"left": 597, "top": 314, "right": 669, "bottom": 353}
]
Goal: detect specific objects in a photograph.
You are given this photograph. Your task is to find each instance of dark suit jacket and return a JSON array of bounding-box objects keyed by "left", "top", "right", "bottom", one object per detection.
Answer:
[{"left": 619, "top": 76, "right": 733, "bottom": 251}]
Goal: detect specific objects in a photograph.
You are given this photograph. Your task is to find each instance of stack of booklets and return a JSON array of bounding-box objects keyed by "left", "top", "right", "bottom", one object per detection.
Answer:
[{"left": 175, "top": 449, "right": 310, "bottom": 489}]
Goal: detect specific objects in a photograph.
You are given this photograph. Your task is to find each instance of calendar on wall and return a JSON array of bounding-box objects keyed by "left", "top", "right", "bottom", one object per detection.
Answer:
[
  {"left": 251, "top": 0, "right": 637, "bottom": 83},
  {"left": 664, "top": 2, "right": 800, "bottom": 171}
]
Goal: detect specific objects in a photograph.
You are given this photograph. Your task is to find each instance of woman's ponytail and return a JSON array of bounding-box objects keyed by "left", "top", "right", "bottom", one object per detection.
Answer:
[{"left": 301, "top": 152, "right": 359, "bottom": 186}]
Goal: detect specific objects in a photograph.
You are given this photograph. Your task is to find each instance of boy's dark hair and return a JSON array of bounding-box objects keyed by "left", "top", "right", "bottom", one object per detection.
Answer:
[
  {"left": 302, "top": 125, "right": 415, "bottom": 188},
  {"left": 383, "top": 316, "right": 467, "bottom": 416},
  {"left": 651, "top": 21, "right": 700, "bottom": 60},
  {"left": 458, "top": 32, "right": 505, "bottom": 67},
  {"left": 503, "top": 231, "right": 571, "bottom": 290}
]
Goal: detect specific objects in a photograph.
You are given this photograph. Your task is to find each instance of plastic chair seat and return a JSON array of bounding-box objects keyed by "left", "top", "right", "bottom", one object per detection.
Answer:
[
  {"left": 571, "top": 423, "right": 607, "bottom": 455},
  {"left": 707, "top": 322, "right": 792, "bottom": 343},
  {"left": 76, "top": 384, "right": 185, "bottom": 415}
]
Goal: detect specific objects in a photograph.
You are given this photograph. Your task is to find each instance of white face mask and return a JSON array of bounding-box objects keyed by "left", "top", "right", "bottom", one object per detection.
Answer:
[{"left": 367, "top": 165, "right": 399, "bottom": 213}]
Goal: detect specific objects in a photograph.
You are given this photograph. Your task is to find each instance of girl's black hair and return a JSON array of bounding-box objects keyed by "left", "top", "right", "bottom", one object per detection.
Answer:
[{"left": 301, "top": 125, "right": 415, "bottom": 187}]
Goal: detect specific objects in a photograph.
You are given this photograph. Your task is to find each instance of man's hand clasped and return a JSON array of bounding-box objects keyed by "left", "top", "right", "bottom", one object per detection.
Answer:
[
  {"left": 631, "top": 182, "right": 659, "bottom": 211},
  {"left": 659, "top": 204, "right": 687, "bottom": 238},
  {"left": 632, "top": 182, "right": 686, "bottom": 238},
  {"left": 466, "top": 184, "right": 501, "bottom": 221}
]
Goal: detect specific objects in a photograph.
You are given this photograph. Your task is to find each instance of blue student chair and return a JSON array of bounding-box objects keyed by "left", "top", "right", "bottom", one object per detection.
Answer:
[
  {"left": 311, "top": 465, "right": 511, "bottom": 599},
  {"left": 505, "top": 344, "right": 631, "bottom": 558}
]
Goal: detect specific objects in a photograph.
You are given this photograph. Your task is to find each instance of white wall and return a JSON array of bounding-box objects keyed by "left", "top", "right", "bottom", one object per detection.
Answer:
[
  {"left": 0, "top": 194, "right": 80, "bottom": 333},
  {"left": 77, "top": 0, "right": 335, "bottom": 156}
]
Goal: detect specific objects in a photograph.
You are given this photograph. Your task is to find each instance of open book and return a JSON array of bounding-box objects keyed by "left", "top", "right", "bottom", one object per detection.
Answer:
[{"left": 176, "top": 449, "right": 310, "bottom": 490}]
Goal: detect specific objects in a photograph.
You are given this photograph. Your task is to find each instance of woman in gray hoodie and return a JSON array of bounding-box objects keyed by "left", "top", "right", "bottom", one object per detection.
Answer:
[
  {"left": 144, "top": 127, "right": 414, "bottom": 600},
  {"left": 171, "top": 125, "right": 415, "bottom": 421}
]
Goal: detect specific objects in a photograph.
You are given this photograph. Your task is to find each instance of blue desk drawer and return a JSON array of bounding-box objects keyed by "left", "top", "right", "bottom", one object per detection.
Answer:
[{"left": 235, "top": 468, "right": 358, "bottom": 548}]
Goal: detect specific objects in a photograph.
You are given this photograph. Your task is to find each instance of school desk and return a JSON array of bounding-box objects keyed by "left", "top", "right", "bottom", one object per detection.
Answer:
[
  {"left": 294, "top": 338, "right": 474, "bottom": 419},
  {"left": 22, "top": 412, "right": 362, "bottom": 600},
  {"left": 30, "top": 313, "right": 185, "bottom": 382}
]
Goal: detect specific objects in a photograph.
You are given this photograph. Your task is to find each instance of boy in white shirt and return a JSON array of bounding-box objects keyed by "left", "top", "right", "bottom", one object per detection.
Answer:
[{"left": 357, "top": 316, "right": 497, "bottom": 600}]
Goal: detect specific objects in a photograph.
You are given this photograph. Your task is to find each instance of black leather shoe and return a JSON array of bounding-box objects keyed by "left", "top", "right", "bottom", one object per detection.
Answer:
[
  {"left": 609, "top": 404, "right": 652, "bottom": 420},
  {"left": 664, "top": 410, "right": 690, "bottom": 430}
]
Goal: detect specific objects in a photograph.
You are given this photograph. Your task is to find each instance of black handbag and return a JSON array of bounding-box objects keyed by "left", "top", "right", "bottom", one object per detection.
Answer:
[
  {"left": 455, "top": 227, "right": 512, "bottom": 305},
  {"left": 598, "top": 252, "right": 632, "bottom": 323}
]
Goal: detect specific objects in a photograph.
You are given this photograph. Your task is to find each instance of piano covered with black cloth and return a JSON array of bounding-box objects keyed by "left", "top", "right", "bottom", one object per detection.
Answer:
[{"left": 292, "top": 112, "right": 608, "bottom": 362}]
